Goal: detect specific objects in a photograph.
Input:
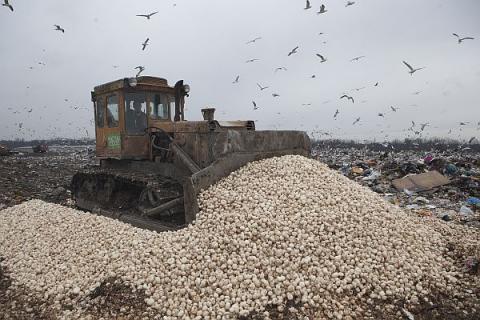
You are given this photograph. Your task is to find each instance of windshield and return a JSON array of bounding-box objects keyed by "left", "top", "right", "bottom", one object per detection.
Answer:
[
  {"left": 148, "top": 93, "right": 170, "bottom": 120},
  {"left": 124, "top": 92, "right": 147, "bottom": 135}
]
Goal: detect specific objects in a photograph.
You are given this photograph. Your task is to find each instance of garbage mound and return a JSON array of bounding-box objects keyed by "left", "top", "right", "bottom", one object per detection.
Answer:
[{"left": 0, "top": 155, "right": 479, "bottom": 319}]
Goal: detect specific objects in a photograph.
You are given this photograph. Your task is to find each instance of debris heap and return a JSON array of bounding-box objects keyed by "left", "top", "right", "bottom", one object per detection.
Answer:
[{"left": 0, "top": 155, "right": 478, "bottom": 319}]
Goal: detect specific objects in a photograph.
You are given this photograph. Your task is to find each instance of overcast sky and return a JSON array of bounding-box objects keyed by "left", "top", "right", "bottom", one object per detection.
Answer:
[{"left": 1, "top": 0, "right": 479, "bottom": 141}]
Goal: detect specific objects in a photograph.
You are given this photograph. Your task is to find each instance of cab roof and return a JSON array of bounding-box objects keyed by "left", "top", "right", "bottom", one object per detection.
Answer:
[{"left": 93, "top": 76, "right": 172, "bottom": 95}]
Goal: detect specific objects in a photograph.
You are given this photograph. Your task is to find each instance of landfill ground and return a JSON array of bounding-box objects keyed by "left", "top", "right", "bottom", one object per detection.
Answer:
[{"left": 0, "top": 141, "right": 479, "bottom": 319}]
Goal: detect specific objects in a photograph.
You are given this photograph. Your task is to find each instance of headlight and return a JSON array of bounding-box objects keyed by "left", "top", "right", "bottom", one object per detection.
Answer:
[
  {"left": 128, "top": 77, "right": 137, "bottom": 87},
  {"left": 183, "top": 84, "right": 190, "bottom": 93}
]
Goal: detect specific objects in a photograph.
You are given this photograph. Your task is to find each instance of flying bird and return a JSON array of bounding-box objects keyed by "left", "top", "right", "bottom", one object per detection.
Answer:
[
  {"left": 311, "top": 75, "right": 316, "bottom": 78},
  {"left": 374, "top": 82, "right": 379, "bottom": 87},
  {"left": 2, "top": 0, "right": 13, "bottom": 12},
  {"left": 378, "top": 113, "right": 385, "bottom": 118},
  {"left": 459, "top": 122, "right": 469, "bottom": 126},
  {"left": 346, "top": 1, "right": 355, "bottom": 7},
  {"left": 135, "top": 66, "right": 145, "bottom": 77},
  {"left": 469, "top": 137, "right": 476, "bottom": 144},
  {"left": 316, "top": 53, "right": 327, "bottom": 62},
  {"left": 403, "top": 61, "right": 425, "bottom": 75},
  {"left": 420, "top": 123, "right": 429, "bottom": 131},
  {"left": 302, "top": 103, "right": 312, "bottom": 107},
  {"left": 352, "top": 117, "right": 361, "bottom": 125},
  {"left": 141, "top": 38, "right": 150, "bottom": 51},
  {"left": 317, "top": 4, "right": 327, "bottom": 14},
  {"left": 333, "top": 109, "right": 339, "bottom": 119},
  {"left": 272, "top": 93, "right": 280, "bottom": 97},
  {"left": 257, "top": 83, "right": 269, "bottom": 91},
  {"left": 304, "top": 0, "right": 312, "bottom": 10},
  {"left": 252, "top": 101, "right": 258, "bottom": 110},
  {"left": 275, "top": 67, "right": 287, "bottom": 72},
  {"left": 354, "top": 87, "right": 366, "bottom": 91},
  {"left": 350, "top": 56, "right": 365, "bottom": 62},
  {"left": 452, "top": 33, "right": 474, "bottom": 44},
  {"left": 390, "top": 106, "right": 399, "bottom": 112},
  {"left": 246, "top": 58, "right": 259, "bottom": 63},
  {"left": 246, "top": 37, "right": 262, "bottom": 44},
  {"left": 412, "top": 91, "right": 422, "bottom": 95},
  {"left": 340, "top": 94, "right": 354, "bottom": 103},
  {"left": 136, "top": 11, "right": 158, "bottom": 20},
  {"left": 232, "top": 75, "right": 239, "bottom": 84},
  {"left": 54, "top": 25, "right": 65, "bottom": 33},
  {"left": 287, "top": 46, "right": 299, "bottom": 56}
]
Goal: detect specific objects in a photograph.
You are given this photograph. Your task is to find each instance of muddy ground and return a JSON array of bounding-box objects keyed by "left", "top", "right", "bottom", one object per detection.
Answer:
[{"left": 0, "top": 144, "right": 479, "bottom": 319}]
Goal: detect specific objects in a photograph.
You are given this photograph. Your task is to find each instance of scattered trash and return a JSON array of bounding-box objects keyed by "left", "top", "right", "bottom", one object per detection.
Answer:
[
  {"left": 362, "top": 170, "right": 381, "bottom": 181},
  {"left": 413, "top": 196, "right": 430, "bottom": 204},
  {"left": 401, "top": 307, "right": 415, "bottom": 320},
  {"left": 392, "top": 171, "right": 450, "bottom": 192},
  {"left": 352, "top": 166, "right": 364, "bottom": 174},
  {"left": 459, "top": 205, "right": 474, "bottom": 216},
  {"left": 466, "top": 197, "right": 480, "bottom": 207},
  {"left": 445, "top": 163, "right": 458, "bottom": 175}
]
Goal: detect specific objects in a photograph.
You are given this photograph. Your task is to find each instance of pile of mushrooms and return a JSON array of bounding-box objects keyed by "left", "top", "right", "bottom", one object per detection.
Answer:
[{"left": 1, "top": 155, "right": 478, "bottom": 319}]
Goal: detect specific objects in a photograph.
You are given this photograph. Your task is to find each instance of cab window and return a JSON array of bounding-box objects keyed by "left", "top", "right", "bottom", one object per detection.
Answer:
[
  {"left": 149, "top": 93, "right": 169, "bottom": 120},
  {"left": 125, "top": 92, "right": 148, "bottom": 135},
  {"left": 106, "top": 94, "right": 119, "bottom": 128},
  {"left": 95, "top": 97, "right": 105, "bottom": 128}
]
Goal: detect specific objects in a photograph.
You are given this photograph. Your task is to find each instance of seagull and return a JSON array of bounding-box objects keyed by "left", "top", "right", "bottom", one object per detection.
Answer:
[
  {"left": 142, "top": 38, "right": 150, "bottom": 51},
  {"left": 352, "top": 117, "right": 361, "bottom": 125},
  {"left": 350, "top": 56, "right": 365, "bottom": 62},
  {"left": 54, "top": 25, "right": 65, "bottom": 33},
  {"left": 232, "top": 75, "right": 239, "bottom": 84},
  {"left": 141, "top": 38, "right": 150, "bottom": 51},
  {"left": 252, "top": 101, "right": 258, "bottom": 110},
  {"left": 275, "top": 67, "right": 287, "bottom": 72},
  {"left": 420, "top": 123, "right": 429, "bottom": 131},
  {"left": 378, "top": 113, "right": 385, "bottom": 117},
  {"left": 354, "top": 87, "right": 366, "bottom": 91},
  {"left": 2, "top": 0, "right": 13, "bottom": 12},
  {"left": 113, "top": 65, "right": 119, "bottom": 68},
  {"left": 346, "top": 1, "right": 355, "bottom": 7},
  {"left": 333, "top": 109, "right": 339, "bottom": 119},
  {"left": 302, "top": 103, "right": 312, "bottom": 106},
  {"left": 317, "top": 4, "right": 327, "bottom": 14},
  {"left": 412, "top": 91, "right": 422, "bottom": 95},
  {"left": 246, "top": 58, "right": 259, "bottom": 63},
  {"left": 374, "top": 82, "right": 379, "bottom": 87},
  {"left": 403, "top": 61, "right": 425, "bottom": 75},
  {"left": 311, "top": 75, "right": 316, "bottom": 78},
  {"left": 468, "top": 137, "right": 476, "bottom": 144},
  {"left": 257, "top": 83, "right": 269, "bottom": 91},
  {"left": 340, "top": 94, "right": 354, "bottom": 103},
  {"left": 316, "top": 53, "right": 327, "bottom": 62},
  {"left": 272, "top": 93, "right": 280, "bottom": 97},
  {"left": 452, "top": 33, "right": 474, "bottom": 44},
  {"left": 459, "top": 122, "right": 469, "bottom": 126},
  {"left": 304, "top": 0, "right": 312, "bottom": 10},
  {"left": 135, "top": 66, "right": 145, "bottom": 77},
  {"left": 246, "top": 37, "right": 262, "bottom": 44},
  {"left": 287, "top": 46, "right": 299, "bottom": 56},
  {"left": 390, "top": 106, "right": 399, "bottom": 112},
  {"left": 136, "top": 12, "right": 158, "bottom": 20}
]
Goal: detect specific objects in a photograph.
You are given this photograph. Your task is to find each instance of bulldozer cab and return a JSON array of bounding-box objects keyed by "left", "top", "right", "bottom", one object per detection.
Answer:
[{"left": 92, "top": 76, "right": 188, "bottom": 160}]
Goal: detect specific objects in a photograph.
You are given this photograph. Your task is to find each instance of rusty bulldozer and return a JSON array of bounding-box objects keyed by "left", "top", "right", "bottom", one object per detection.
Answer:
[{"left": 71, "top": 76, "right": 310, "bottom": 231}]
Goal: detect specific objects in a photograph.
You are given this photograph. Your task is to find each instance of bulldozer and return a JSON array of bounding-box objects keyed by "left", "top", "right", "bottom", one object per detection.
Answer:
[{"left": 71, "top": 76, "right": 311, "bottom": 231}]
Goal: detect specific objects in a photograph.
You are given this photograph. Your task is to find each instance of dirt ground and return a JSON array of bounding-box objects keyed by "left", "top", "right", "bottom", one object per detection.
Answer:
[{"left": 0, "top": 145, "right": 479, "bottom": 319}]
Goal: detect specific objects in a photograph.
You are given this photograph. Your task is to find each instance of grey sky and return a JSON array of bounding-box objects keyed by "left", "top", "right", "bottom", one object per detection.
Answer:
[{"left": 1, "top": 0, "right": 479, "bottom": 141}]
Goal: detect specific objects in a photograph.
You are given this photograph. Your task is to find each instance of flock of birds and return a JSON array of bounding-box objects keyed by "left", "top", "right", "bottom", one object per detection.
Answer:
[
  {"left": 1, "top": 0, "right": 478, "bottom": 142},
  {"left": 226, "top": 0, "right": 477, "bottom": 141}
]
